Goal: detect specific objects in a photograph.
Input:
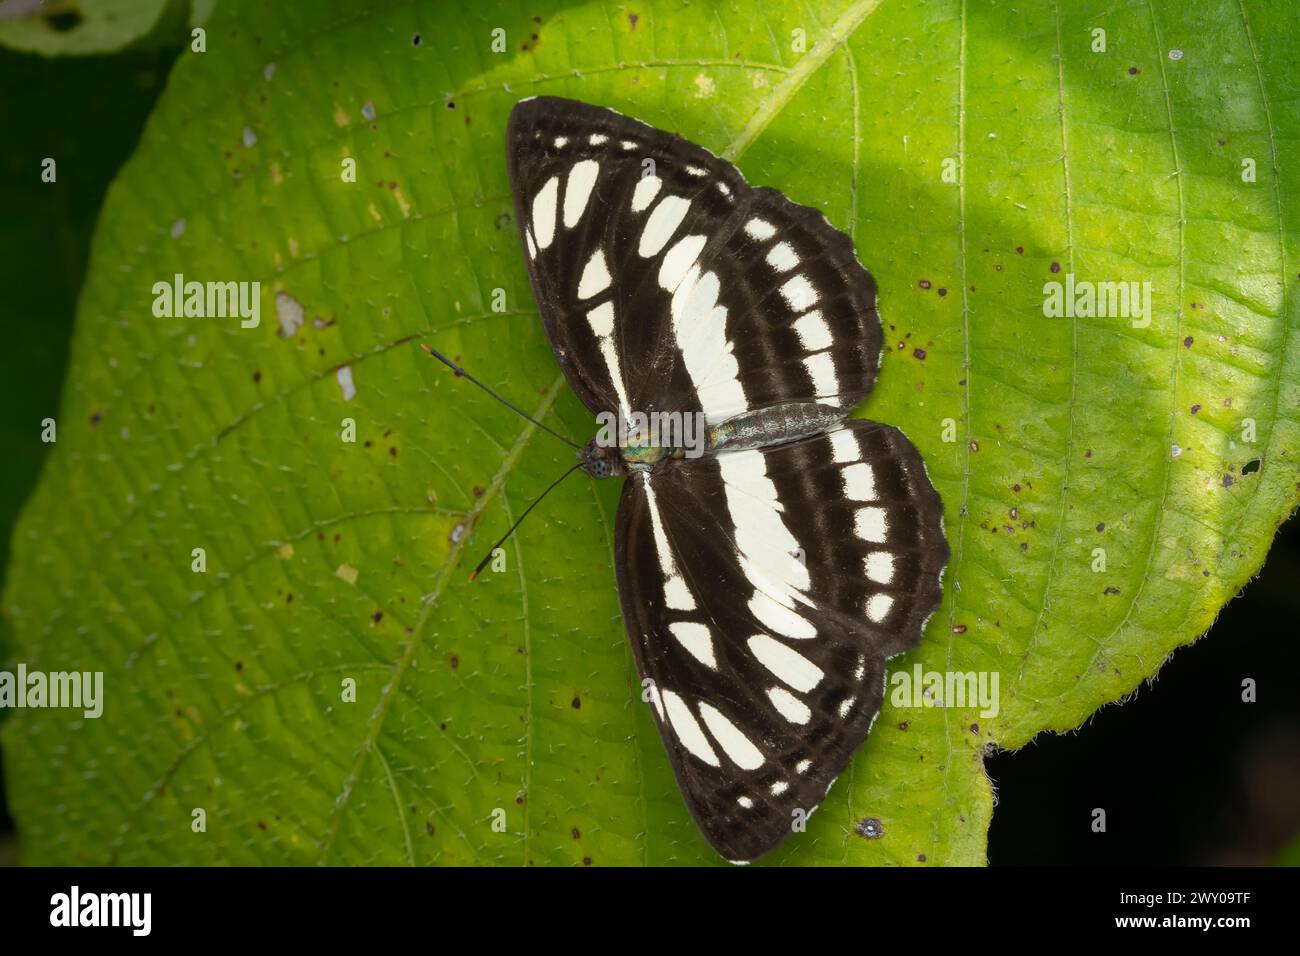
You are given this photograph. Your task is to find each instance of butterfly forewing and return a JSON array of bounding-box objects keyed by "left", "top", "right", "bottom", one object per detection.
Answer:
[
  {"left": 507, "top": 97, "right": 882, "bottom": 425},
  {"left": 615, "top": 421, "right": 947, "bottom": 861},
  {"left": 507, "top": 97, "right": 743, "bottom": 416}
]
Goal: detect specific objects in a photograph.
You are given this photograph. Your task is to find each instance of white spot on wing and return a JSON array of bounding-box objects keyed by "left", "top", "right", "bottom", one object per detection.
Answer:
[
  {"left": 829, "top": 428, "right": 858, "bottom": 463},
  {"left": 866, "top": 593, "right": 894, "bottom": 624},
  {"left": 585, "top": 300, "right": 631, "bottom": 416},
  {"left": 717, "top": 449, "right": 813, "bottom": 614},
  {"left": 662, "top": 691, "right": 720, "bottom": 766},
  {"left": 639, "top": 195, "right": 691, "bottom": 257},
  {"left": 793, "top": 311, "right": 832, "bottom": 351},
  {"left": 669, "top": 622, "right": 716, "bottom": 669},
  {"left": 749, "top": 591, "right": 815, "bottom": 640},
  {"left": 563, "top": 159, "right": 599, "bottom": 228},
  {"left": 578, "top": 248, "right": 611, "bottom": 299},
  {"left": 531, "top": 176, "right": 559, "bottom": 249},
  {"left": 803, "top": 351, "right": 839, "bottom": 401},
  {"left": 671, "top": 265, "right": 746, "bottom": 424},
  {"left": 766, "top": 242, "right": 798, "bottom": 272},
  {"left": 630, "top": 175, "right": 661, "bottom": 213},
  {"left": 599, "top": 337, "right": 631, "bottom": 416},
  {"left": 698, "top": 703, "right": 764, "bottom": 769},
  {"left": 748, "top": 635, "right": 823, "bottom": 691},
  {"left": 658, "top": 234, "right": 707, "bottom": 292},
  {"left": 745, "top": 218, "right": 776, "bottom": 240},
  {"left": 842, "top": 462, "right": 877, "bottom": 500},
  {"left": 781, "top": 274, "right": 819, "bottom": 311},
  {"left": 643, "top": 476, "right": 696, "bottom": 611},
  {"left": 767, "top": 687, "right": 811, "bottom": 724},
  {"left": 586, "top": 301, "right": 615, "bottom": 337},
  {"left": 856, "top": 506, "right": 889, "bottom": 543},
  {"left": 865, "top": 551, "right": 895, "bottom": 584}
]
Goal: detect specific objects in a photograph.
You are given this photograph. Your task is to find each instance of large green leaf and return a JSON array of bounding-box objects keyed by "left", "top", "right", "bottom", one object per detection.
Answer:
[{"left": 3, "top": 0, "right": 1297, "bottom": 866}]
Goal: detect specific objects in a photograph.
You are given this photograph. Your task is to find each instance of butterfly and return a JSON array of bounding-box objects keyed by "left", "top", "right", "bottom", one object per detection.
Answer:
[{"left": 480, "top": 96, "right": 947, "bottom": 863}]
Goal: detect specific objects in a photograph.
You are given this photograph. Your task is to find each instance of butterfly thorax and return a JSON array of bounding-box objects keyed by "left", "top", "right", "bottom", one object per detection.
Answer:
[{"left": 579, "top": 434, "right": 669, "bottom": 478}]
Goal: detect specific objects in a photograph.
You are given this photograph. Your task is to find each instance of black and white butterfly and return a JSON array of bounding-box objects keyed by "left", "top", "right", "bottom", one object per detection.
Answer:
[{"left": 499, "top": 96, "right": 948, "bottom": 863}]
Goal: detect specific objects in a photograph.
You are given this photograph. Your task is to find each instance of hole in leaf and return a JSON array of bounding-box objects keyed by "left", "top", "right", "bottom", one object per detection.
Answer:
[{"left": 1242, "top": 458, "right": 1261, "bottom": 475}]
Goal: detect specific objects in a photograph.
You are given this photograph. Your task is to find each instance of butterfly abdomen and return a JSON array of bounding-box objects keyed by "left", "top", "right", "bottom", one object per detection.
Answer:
[{"left": 707, "top": 402, "right": 844, "bottom": 453}]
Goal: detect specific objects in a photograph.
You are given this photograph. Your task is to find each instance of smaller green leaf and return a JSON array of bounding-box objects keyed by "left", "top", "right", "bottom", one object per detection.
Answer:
[{"left": 0, "top": 0, "right": 188, "bottom": 57}]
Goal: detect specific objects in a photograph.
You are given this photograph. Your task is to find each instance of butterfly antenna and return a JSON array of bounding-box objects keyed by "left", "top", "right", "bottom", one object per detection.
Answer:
[
  {"left": 420, "top": 343, "right": 580, "bottom": 450},
  {"left": 467, "top": 461, "right": 584, "bottom": 581}
]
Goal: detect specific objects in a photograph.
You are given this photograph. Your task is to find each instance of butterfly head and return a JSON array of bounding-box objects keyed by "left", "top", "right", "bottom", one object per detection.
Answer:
[{"left": 579, "top": 436, "right": 625, "bottom": 480}]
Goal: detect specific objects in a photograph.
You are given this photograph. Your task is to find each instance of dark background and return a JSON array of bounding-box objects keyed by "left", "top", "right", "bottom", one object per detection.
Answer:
[{"left": 1, "top": 44, "right": 1296, "bottom": 868}]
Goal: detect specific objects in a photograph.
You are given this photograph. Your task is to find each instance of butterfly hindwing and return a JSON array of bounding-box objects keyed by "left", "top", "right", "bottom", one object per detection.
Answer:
[
  {"left": 614, "top": 421, "right": 948, "bottom": 861},
  {"left": 507, "top": 97, "right": 882, "bottom": 427}
]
